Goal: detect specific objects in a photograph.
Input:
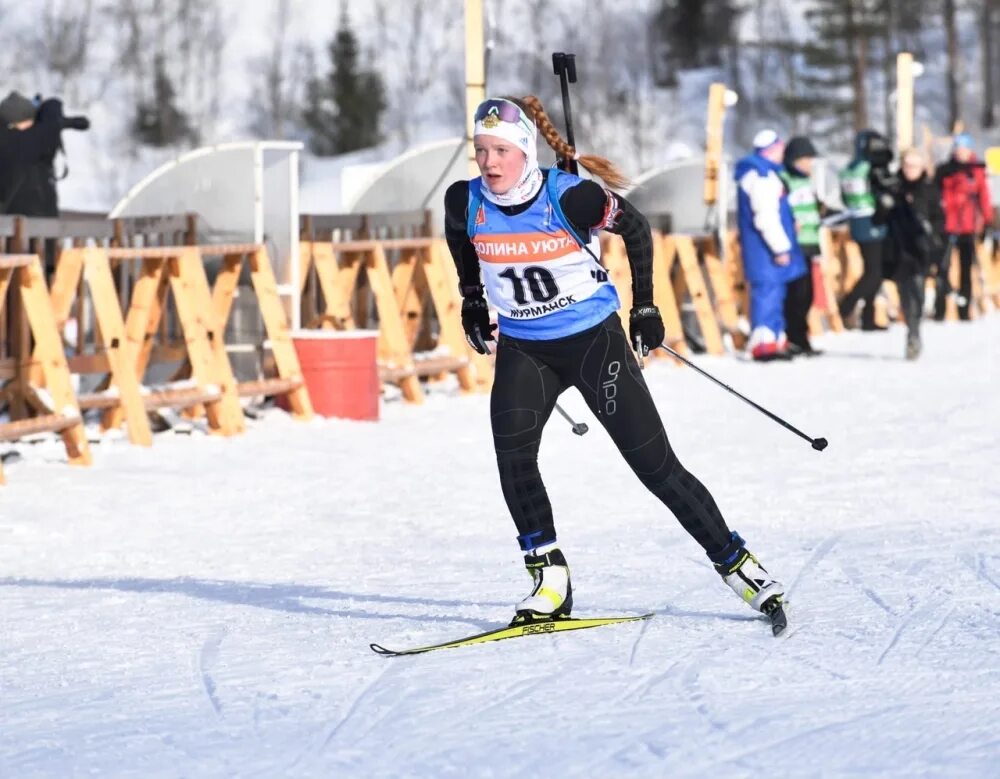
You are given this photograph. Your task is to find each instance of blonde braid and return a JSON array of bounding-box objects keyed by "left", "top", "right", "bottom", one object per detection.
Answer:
[{"left": 516, "top": 94, "right": 629, "bottom": 191}]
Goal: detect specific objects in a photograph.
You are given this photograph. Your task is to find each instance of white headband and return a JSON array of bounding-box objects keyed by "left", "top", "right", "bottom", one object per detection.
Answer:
[{"left": 473, "top": 100, "right": 537, "bottom": 158}]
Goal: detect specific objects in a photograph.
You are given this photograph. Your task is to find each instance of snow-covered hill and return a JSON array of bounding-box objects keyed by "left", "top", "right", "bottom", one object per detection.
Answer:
[{"left": 2, "top": 315, "right": 998, "bottom": 777}]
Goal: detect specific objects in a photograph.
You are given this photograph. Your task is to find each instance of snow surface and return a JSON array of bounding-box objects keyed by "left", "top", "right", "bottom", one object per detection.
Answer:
[{"left": 1, "top": 317, "right": 998, "bottom": 778}]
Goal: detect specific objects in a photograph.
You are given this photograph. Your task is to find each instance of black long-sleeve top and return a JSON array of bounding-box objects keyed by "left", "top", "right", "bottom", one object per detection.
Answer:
[
  {"left": 874, "top": 173, "right": 946, "bottom": 274},
  {"left": 444, "top": 171, "right": 654, "bottom": 306},
  {"left": 0, "top": 98, "right": 64, "bottom": 216}
]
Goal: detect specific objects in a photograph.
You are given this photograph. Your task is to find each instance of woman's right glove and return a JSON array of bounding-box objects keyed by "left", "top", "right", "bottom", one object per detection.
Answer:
[{"left": 461, "top": 288, "right": 496, "bottom": 355}]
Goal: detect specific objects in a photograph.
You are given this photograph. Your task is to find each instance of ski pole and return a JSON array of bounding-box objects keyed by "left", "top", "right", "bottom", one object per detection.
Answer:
[
  {"left": 555, "top": 402, "right": 589, "bottom": 436},
  {"left": 656, "top": 345, "right": 828, "bottom": 452},
  {"left": 552, "top": 52, "right": 579, "bottom": 175}
]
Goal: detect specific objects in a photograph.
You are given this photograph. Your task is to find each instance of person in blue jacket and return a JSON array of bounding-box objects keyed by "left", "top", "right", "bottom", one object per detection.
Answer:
[
  {"left": 735, "top": 130, "right": 808, "bottom": 361},
  {"left": 442, "top": 96, "right": 786, "bottom": 633}
]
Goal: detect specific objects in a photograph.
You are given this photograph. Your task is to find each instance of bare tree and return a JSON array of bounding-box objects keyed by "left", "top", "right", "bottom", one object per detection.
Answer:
[
  {"left": 372, "top": 0, "right": 463, "bottom": 147},
  {"left": 981, "top": 0, "right": 997, "bottom": 128},
  {"left": 247, "top": 0, "right": 309, "bottom": 138},
  {"left": 944, "top": 0, "right": 961, "bottom": 130}
]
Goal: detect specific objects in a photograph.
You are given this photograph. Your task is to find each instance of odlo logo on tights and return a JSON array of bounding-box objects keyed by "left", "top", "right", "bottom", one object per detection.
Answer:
[{"left": 602, "top": 360, "right": 621, "bottom": 415}]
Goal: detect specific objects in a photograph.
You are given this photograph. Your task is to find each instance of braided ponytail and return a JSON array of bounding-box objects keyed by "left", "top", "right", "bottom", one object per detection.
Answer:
[{"left": 511, "top": 94, "right": 629, "bottom": 191}]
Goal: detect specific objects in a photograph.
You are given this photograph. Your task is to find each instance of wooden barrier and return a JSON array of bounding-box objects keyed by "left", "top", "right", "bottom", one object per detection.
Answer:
[
  {"left": 0, "top": 254, "right": 90, "bottom": 485},
  {"left": 597, "top": 234, "right": 684, "bottom": 362},
  {"left": 298, "top": 237, "right": 484, "bottom": 403},
  {"left": 809, "top": 227, "right": 847, "bottom": 335},
  {"left": 667, "top": 235, "right": 725, "bottom": 355},
  {"left": 206, "top": 244, "right": 312, "bottom": 419},
  {"left": 40, "top": 246, "right": 244, "bottom": 445},
  {"left": 980, "top": 238, "right": 1000, "bottom": 309},
  {"left": 694, "top": 233, "right": 744, "bottom": 350}
]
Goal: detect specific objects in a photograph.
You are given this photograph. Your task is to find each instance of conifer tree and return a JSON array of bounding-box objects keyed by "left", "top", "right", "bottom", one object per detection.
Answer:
[
  {"left": 651, "top": 0, "right": 740, "bottom": 86},
  {"left": 777, "top": 0, "right": 887, "bottom": 142},
  {"left": 133, "top": 54, "right": 196, "bottom": 147},
  {"left": 302, "top": 9, "right": 386, "bottom": 156}
]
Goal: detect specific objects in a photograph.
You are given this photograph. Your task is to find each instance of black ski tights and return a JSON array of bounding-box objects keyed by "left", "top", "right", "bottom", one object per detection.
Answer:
[{"left": 490, "top": 314, "right": 732, "bottom": 554}]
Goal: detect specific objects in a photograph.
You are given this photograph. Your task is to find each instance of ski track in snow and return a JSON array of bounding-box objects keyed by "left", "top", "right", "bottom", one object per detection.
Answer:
[
  {"left": 196, "top": 629, "right": 227, "bottom": 718},
  {"left": 0, "top": 318, "right": 998, "bottom": 777}
]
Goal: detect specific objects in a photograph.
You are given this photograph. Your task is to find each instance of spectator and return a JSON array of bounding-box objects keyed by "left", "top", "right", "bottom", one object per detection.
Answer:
[
  {"left": 838, "top": 130, "right": 891, "bottom": 330},
  {"left": 875, "top": 148, "right": 944, "bottom": 360},
  {"left": 735, "top": 129, "right": 808, "bottom": 361},
  {"left": 0, "top": 90, "right": 89, "bottom": 218},
  {"left": 934, "top": 133, "right": 994, "bottom": 320},
  {"left": 781, "top": 135, "right": 828, "bottom": 356}
]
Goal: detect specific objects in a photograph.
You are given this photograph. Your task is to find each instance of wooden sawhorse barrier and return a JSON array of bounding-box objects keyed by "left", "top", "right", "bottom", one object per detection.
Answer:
[
  {"left": 664, "top": 234, "right": 725, "bottom": 356},
  {"left": 809, "top": 227, "right": 847, "bottom": 336},
  {"left": 0, "top": 254, "right": 90, "bottom": 484},
  {"left": 202, "top": 244, "right": 312, "bottom": 419},
  {"left": 299, "top": 237, "right": 484, "bottom": 403},
  {"left": 600, "top": 233, "right": 690, "bottom": 363},
  {"left": 979, "top": 238, "right": 1000, "bottom": 310},
  {"left": 42, "top": 246, "right": 245, "bottom": 446}
]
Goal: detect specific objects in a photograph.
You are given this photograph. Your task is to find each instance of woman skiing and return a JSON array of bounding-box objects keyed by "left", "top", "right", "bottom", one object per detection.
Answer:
[{"left": 443, "top": 95, "right": 786, "bottom": 633}]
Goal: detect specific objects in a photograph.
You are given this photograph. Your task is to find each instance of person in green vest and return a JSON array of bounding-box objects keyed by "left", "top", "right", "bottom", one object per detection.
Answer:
[
  {"left": 781, "top": 136, "right": 825, "bottom": 356},
  {"left": 837, "top": 130, "right": 891, "bottom": 330}
]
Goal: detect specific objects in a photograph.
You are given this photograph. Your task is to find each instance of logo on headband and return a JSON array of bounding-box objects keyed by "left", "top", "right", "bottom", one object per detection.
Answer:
[{"left": 482, "top": 110, "right": 501, "bottom": 129}]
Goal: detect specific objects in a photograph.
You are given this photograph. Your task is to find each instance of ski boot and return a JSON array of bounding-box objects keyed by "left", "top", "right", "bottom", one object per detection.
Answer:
[
  {"left": 511, "top": 545, "right": 573, "bottom": 626},
  {"left": 709, "top": 532, "right": 787, "bottom": 636}
]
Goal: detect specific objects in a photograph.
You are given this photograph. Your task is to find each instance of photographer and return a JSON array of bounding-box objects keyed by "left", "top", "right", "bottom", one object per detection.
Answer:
[
  {"left": 933, "top": 134, "right": 994, "bottom": 321},
  {"left": 838, "top": 130, "right": 892, "bottom": 330},
  {"left": 0, "top": 90, "right": 89, "bottom": 218},
  {"left": 873, "top": 148, "right": 944, "bottom": 360}
]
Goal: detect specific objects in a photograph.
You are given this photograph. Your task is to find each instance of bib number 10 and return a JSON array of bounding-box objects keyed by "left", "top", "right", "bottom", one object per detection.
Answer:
[{"left": 498, "top": 266, "right": 559, "bottom": 305}]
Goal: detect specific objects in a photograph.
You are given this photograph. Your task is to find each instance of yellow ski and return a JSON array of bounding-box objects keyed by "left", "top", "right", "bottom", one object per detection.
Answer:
[{"left": 370, "top": 613, "right": 653, "bottom": 657}]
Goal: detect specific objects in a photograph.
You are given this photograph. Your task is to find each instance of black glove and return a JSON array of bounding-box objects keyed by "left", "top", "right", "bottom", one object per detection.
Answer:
[
  {"left": 629, "top": 303, "right": 664, "bottom": 356},
  {"left": 461, "top": 290, "right": 496, "bottom": 355}
]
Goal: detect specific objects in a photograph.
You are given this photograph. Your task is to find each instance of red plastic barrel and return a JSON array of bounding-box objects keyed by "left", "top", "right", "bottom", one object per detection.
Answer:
[{"left": 291, "top": 330, "right": 380, "bottom": 420}]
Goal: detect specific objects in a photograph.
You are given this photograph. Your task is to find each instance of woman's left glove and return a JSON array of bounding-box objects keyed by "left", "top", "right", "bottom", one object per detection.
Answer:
[{"left": 629, "top": 303, "right": 664, "bottom": 355}]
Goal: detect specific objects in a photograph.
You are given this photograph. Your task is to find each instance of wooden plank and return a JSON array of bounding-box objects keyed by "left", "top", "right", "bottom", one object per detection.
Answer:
[
  {"left": 144, "top": 386, "right": 221, "bottom": 410},
  {"left": 422, "top": 242, "right": 475, "bottom": 392},
  {"left": 17, "top": 255, "right": 91, "bottom": 466},
  {"left": 0, "top": 412, "right": 80, "bottom": 442},
  {"left": 945, "top": 245, "right": 960, "bottom": 321},
  {"left": 816, "top": 228, "right": 846, "bottom": 332},
  {"left": 841, "top": 238, "right": 865, "bottom": 302},
  {"left": 0, "top": 356, "right": 16, "bottom": 381},
  {"left": 248, "top": 246, "right": 313, "bottom": 419},
  {"left": 211, "top": 253, "right": 244, "bottom": 327},
  {"left": 237, "top": 377, "right": 302, "bottom": 397},
  {"left": 0, "top": 267, "right": 12, "bottom": 308},
  {"left": 698, "top": 234, "right": 742, "bottom": 347},
  {"left": 437, "top": 238, "right": 493, "bottom": 389},
  {"left": 652, "top": 233, "right": 688, "bottom": 360},
  {"left": 314, "top": 243, "right": 360, "bottom": 329},
  {"left": 169, "top": 248, "right": 244, "bottom": 435},
  {"left": 391, "top": 248, "right": 425, "bottom": 347},
  {"left": 979, "top": 239, "right": 1000, "bottom": 307},
  {"left": 674, "top": 236, "right": 725, "bottom": 355},
  {"left": 366, "top": 245, "right": 422, "bottom": 402},
  {"left": 0, "top": 254, "right": 33, "bottom": 269},
  {"left": 601, "top": 236, "right": 633, "bottom": 335},
  {"left": 28, "top": 247, "right": 84, "bottom": 387},
  {"left": 83, "top": 248, "right": 153, "bottom": 446}
]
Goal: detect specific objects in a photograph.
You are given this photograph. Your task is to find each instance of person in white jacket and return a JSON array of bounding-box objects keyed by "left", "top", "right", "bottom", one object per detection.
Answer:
[{"left": 734, "top": 130, "right": 808, "bottom": 361}]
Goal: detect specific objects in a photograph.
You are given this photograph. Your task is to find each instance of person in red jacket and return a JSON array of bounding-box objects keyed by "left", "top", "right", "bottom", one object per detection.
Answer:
[{"left": 933, "top": 134, "right": 995, "bottom": 320}]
